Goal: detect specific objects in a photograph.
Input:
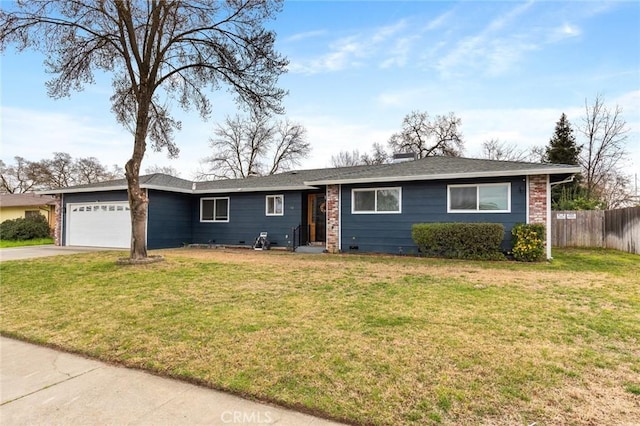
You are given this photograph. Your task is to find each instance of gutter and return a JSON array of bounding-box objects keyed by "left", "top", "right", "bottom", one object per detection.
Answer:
[
  {"left": 549, "top": 174, "right": 576, "bottom": 187},
  {"left": 305, "top": 167, "right": 582, "bottom": 186}
]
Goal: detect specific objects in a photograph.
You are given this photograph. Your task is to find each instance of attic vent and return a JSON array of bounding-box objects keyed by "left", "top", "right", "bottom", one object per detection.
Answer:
[{"left": 393, "top": 152, "right": 417, "bottom": 163}]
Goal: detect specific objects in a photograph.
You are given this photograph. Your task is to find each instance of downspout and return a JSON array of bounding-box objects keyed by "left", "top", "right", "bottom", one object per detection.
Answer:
[
  {"left": 525, "top": 176, "right": 530, "bottom": 224},
  {"left": 61, "top": 193, "right": 64, "bottom": 246},
  {"left": 145, "top": 188, "right": 149, "bottom": 249},
  {"left": 549, "top": 174, "right": 576, "bottom": 187},
  {"left": 338, "top": 184, "right": 342, "bottom": 253},
  {"left": 546, "top": 175, "right": 552, "bottom": 260},
  {"left": 547, "top": 174, "right": 576, "bottom": 260}
]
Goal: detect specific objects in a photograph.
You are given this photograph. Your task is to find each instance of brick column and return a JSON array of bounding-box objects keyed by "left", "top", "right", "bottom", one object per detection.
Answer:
[
  {"left": 528, "top": 175, "right": 550, "bottom": 258},
  {"left": 54, "top": 196, "right": 62, "bottom": 246},
  {"left": 528, "top": 175, "right": 547, "bottom": 225},
  {"left": 326, "top": 185, "right": 340, "bottom": 253}
]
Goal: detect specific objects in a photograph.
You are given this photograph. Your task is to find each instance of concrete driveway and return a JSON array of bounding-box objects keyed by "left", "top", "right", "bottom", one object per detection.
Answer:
[{"left": 0, "top": 245, "right": 120, "bottom": 262}]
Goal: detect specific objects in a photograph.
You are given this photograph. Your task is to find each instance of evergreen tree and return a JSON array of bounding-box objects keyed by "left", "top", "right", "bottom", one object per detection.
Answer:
[
  {"left": 545, "top": 113, "right": 583, "bottom": 208},
  {"left": 546, "top": 113, "right": 581, "bottom": 164}
]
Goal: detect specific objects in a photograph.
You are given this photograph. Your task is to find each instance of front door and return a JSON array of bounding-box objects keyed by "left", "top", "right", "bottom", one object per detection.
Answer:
[{"left": 307, "top": 193, "right": 326, "bottom": 243}]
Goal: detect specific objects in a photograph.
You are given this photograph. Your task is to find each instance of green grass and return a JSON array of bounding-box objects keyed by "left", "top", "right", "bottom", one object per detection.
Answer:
[
  {"left": 1, "top": 248, "right": 639, "bottom": 425},
  {"left": 0, "top": 238, "right": 54, "bottom": 248}
]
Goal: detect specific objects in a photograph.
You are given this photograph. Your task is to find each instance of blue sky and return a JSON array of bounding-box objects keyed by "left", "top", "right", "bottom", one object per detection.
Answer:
[{"left": 1, "top": 1, "right": 639, "bottom": 182}]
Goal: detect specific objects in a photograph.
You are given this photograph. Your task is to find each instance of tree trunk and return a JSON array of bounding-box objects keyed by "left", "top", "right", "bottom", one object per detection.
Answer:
[
  {"left": 125, "top": 161, "right": 148, "bottom": 260},
  {"left": 125, "top": 96, "right": 150, "bottom": 260}
]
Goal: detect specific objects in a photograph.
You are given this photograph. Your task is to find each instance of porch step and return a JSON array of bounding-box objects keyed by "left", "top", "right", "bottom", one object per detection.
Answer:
[{"left": 295, "top": 245, "right": 326, "bottom": 254}]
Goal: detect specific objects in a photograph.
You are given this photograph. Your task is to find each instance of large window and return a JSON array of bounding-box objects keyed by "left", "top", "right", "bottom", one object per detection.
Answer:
[
  {"left": 352, "top": 187, "right": 401, "bottom": 213},
  {"left": 448, "top": 183, "right": 510, "bottom": 213},
  {"left": 200, "top": 197, "right": 229, "bottom": 222},
  {"left": 266, "top": 194, "right": 284, "bottom": 216}
]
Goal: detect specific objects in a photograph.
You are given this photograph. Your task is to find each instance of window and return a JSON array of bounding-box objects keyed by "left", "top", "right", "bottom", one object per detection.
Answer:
[
  {"left": 266, "top": 195, "right": 284, "bottom": 216},
  {"left": 448, "top": 183, "right": 510, "bottom": 213},
  {"left": 25, "top": 210, "right": 41, "bottom": 219},
  {"left": 352, "top": 187, "right": 401, "bottom": 213},
  {"left": 200, "top": 197, "right": 229, "bottom": 222}
]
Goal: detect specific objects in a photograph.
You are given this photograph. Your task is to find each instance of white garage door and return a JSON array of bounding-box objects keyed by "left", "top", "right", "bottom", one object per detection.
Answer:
[{"left": 67, "top": 202, "right": 132, "bottom": 248}]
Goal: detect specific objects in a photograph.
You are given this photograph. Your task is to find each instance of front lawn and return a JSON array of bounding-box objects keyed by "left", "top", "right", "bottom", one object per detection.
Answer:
[
  {"left": 1, "top": 248, "right": 638, "bottom": 425},
  {"left": 0, "top": 237, "right": 54, "bottom": 248}
]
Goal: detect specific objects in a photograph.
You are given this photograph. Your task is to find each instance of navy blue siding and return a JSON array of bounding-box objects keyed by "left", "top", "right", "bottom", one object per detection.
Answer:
[
  {"left": 340, "top": 177, "right": 528, "bottom": 254},
  {"left": 147, "top": 190, "right": 192, "bottom": 249},
  {"left": 191, "top": 191, "right": 303, "bottom": 248},
  {"left": 61, "top": 190, "right": 129, "bottom": 246}
]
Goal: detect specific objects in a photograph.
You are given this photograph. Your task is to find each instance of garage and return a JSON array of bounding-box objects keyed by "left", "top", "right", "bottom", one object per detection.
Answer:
[{"left": 66, "top": 202, "right": 132, "bottom": 248}]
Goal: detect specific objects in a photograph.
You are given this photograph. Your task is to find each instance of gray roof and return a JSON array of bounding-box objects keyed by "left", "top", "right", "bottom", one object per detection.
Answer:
[
  {"left": 0, "top": 193, "right": 56, "bottom": 207},
  {"left": 304, "top": 156, "right": 581, "bottom": 185},
  {"left": 40, "top": 157, "right": 581, "bottom": 195},
  {"left": 39, "top": 173, "right": 195, "bottom": 194}
]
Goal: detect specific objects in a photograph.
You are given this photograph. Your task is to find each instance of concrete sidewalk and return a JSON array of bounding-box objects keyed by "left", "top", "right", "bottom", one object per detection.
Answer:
[{"left": 0, "top": 337, "right": 344, "bottom": 425}]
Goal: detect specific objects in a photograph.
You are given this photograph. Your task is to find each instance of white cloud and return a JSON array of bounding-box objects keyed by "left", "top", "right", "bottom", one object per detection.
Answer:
[
  {"left": 288, "top": 19, "right": 414, "bottom": 75},
  {"left": 1, "top": 106, "right": 130, "bottom": 166},
  {"left": 284, "top": 29, "right": 327, "bottom": 43},
  {"left": 424, "top": 9, "right": 455, "bottom": 31},
  {"left": 375, "top": 86, "right": 430, "bottom": 108},
  {"left": 547, "top": 22, "right": 582, "bottom": 43},
  {"left": 288, "top": 114, "right": 394, "bottom": 169},
  {"left": 380, "top": 35, "right": 419, "bottom": 69},
  {"left": 434, "top": 2, "right": 537, "bottom": 78}
]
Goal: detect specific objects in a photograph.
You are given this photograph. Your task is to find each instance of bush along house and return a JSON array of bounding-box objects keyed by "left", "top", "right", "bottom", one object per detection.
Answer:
[{"left": 41, "top": 156, "right": 580, "bottom": 259}]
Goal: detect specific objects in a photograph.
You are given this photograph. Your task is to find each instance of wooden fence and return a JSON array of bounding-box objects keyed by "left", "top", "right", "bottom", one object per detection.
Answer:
[{"left": 551, "top": 207, "right": 640, "bottom": 254}]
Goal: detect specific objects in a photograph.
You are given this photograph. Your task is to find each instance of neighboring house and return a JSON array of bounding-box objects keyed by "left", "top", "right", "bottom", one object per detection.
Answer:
[
  {"left": 40, "top": 156, "right": 581, "bottom": 259},
  {"left": 0, "top": 193, "right": 57, "bottom": 230}
]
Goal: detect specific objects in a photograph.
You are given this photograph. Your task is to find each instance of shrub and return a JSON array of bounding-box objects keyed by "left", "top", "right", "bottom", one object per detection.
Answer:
[
  {"left": 411, "top": 223, "right": 505, "bottom": 260},
  {"left": 0, "top": 214, "right": 51, "bottom": 241},
  {"left": 511, "top": 223, "right": 545, "bottom": 262}
]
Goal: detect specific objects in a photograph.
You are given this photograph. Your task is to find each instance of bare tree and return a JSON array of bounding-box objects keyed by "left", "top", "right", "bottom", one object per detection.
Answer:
[
  {"left": 1, "top": 1, "right": 287, "bottom": 260},
  {"left": 74, "top": 157, "right": 119, "bottom": 184},
  {"left": 32, "top": 153, "right": 119, "bottom": 188},
  {"left": 527, "top": 145, "right": 547, "bottom": 163},
  {"left": 361, "top": 142, "right": 390, "bottom": 165},
  {"left": 2, "top": 153, "right": 123, "bottom": 192},
  {"left": 200, "top": 113, "right": 309, "bottom": 179},
  {"left": 331, "top": 143, "right": 390, "bottom": 168},
  {"left": 598, "top": 172, "right": 635, "bottom": 209},
  {"left": 0, "top": 157, "right": 39, "bottom": 193},
  {"left": 578, "top": 95, "right": 630, "bottom": 201},
  {"left": 388, "top": 111, "right": 464, "bottom": 158},
  {"left": 480, "top": 139, "right": 529, "bottom": 161},
  {"left": 268, "top": 119, "right": 310, "bottom": 175},
  {"left": 144, "top": 165, "right": 180, "bottom": 177},
  {"left": 30, "top": 152, "right": 75, "bottom": 189},
  {"left": 331, "top": 150, "right": 362, "bottom": 168}
]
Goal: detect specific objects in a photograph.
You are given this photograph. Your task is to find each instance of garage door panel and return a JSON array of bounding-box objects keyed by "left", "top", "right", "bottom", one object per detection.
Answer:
[{"left": 67, "top": 202, "right": 132, "bottom": 248}]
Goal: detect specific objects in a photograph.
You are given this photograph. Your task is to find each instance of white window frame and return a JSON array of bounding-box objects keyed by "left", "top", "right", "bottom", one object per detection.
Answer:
[
  {"left": 351, "top": 187, "right": 402, "bottom": 214},
  {"left": 447, "top": 183, "right": 511, "bottom": 213},
  {"left": 265, "top": 194, "right": 284, "bottom": 216},
  {"left": 200, "top": 197, "right": 230, "bottom": 222}
]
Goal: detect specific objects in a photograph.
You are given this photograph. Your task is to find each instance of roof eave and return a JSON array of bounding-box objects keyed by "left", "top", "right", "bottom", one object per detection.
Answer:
[
  {"left": 38, "top": 183, "right": 196, "bottom": 195},
  {"left": 39, "top": 183, "right": 321, "bottom": 195},
  {"left": 38, "top": 186, "right": 129, "bottom": 195},
  {"left": 305, "top": 167, "right": 582, "bottom": 186},
  {"left": 143, "top": 184, "right": 194, "bottom": 194},
  {"left": 193, "top": 184, "right": 319, "bottom": 194}
]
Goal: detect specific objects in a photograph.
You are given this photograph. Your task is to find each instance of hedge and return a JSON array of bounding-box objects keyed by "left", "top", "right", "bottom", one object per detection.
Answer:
[
  {"left": 0, "top": 214, "right": 51, "bottom": 241},
  {"left": 411, "top": 222, "right": 505, "bottom": 260}
]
